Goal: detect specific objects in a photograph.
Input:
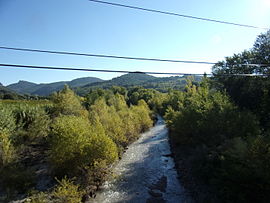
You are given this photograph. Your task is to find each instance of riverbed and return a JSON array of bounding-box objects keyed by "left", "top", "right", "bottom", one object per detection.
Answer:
[{"left": 92, "top": 117, "right": 192, "bottom": 203}]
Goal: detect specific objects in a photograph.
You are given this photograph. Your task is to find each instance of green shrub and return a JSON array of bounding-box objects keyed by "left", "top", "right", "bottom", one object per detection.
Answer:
[
  {"left": 28, "top": 192, "right": 49, "bottom": 203},
  {"left": 0, "top": 105, "right": 16, "bottom": 133},
  {"left": 52, "top": 177, "right": 84, "bottom": 203},
  {"left": 51, "top": 85, "right": 88, "bottom": 118},
  {"left": 163, "top": 78, "right": 267, "bottom": 201},
  {"left": 82, "top": 160, "right": 111, "bottom": 191},
  {"left": 118, "top": 110, "right": 141, "bottom": 143},
  {"left": 0, "top": 131, "right": 16, "bottom": 167},
  {"left": 165, "top": 82, "right": 260, "bottom": 146},
  {"left": 131, "top": 100, "right": 153, "bottom": 132},
  {"left": 50, "top": 115, "right": 118, "bottom": 176},
  {"left": 89, "top": 98, "right": 128, "bottom": 148},
  {"left": 13, "top": 106, "right": 50, "bottom": 142}
]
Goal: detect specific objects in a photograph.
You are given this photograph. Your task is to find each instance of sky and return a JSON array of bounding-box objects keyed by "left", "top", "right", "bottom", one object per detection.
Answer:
[{"left": 0, "top": 0, "right": 269, "bottom": 85}]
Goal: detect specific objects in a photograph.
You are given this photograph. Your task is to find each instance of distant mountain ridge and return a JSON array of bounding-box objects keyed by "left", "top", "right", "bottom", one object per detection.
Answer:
[
  {"left": 5, "top": 73, "right": 202, "bottom": 96},
  {"left": 83, "top": 73, "right": 156, "bottom": 89},
  {"left": 75, "top": 73, "right": 202, "bottom": 95},
  {"left": 7, "top": 77, "right": 103, "bottom": 96}
]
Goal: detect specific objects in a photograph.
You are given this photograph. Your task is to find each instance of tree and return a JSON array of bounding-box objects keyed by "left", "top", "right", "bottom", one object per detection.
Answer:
[
  {"left": 51, "top": 85, "right": 88, "bottom": 118},
  {"left": 50, "top": 115, "right": 118, "bottom": 175},
  {"left": 212, "top": 30, "right": 270, "bottom": 127}
]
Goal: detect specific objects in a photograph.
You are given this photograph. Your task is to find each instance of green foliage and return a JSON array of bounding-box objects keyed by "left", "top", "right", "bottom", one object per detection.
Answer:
[
  {"left": 110, "top": 86, "right": 127, "bottom": 97},
  {"left": 52, "top": 177, "right": 84, "bottom": 203},
  {"left": 0, "top": 105, "right": 16, "bottom": 133},
  {"left": 28, "top": 192, "right": 49, "bottom": 203},
  {"left": 128, "top": 87, "right": 158, "bottom": 105},
  {"left": 0, "top": 131, "right": 16, "bottom": 167},
  {"left": 212, "top": 30, "right": 270, "bottom": 128},
  {"left": 199, "top": 30, "right": 270, "bottom": 201},
  {"left": 107, "top": 93, "right": 127, "bottom": 111},
  {"left": 164, "top": 78, "right": 265, "bottom": 201},
  {"left": 51, "top": 85, "right": 88, "bottom": 117},
  {"left": 12, "top": 105, "right": 50, "bottom": 142},
  {"left": 84, "top": 88, "right": 110, "bottom": 108},
  {"left": 82, "top": 160, "right": 110, "bottom": 191},
  {"left": 50, "top": 115, "right": 118, "bottom": 175},
  {"left": 0, "top": 102, "right": 50, "bottom": 200},
  {"left": 89, "top": 93, "right": 153, "bottom": 150},
  {"left": 210, "top": 135, "right": 270, "bottom": 202},
  {"left": 89, "top": 98, "right": 128, "bottom": 148},
  {"left": 131, "top": 100, "right": 153, "bottom": 132},
  {"left": 165, "top": 78, "right": 260, "bottom": 145}
]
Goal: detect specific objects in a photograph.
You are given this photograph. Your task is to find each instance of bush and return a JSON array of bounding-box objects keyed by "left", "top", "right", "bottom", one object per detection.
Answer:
[
  {"left": 0, "top": 105, "right": 16, "bottom": 133},
  {"left": 52, "top": 177, "right": 84, "bottom": 203},
  {"left": 0, "top": 131, "right": 16, "bottom": 167},
  {"left": 28, "top": 192, "right": 49, "bottom": 203},
  {"left": 13, "top": 106, "right": 50, "bottom": 143},
  {"left": 89, "top": 97, "right": 153, "bottom": 150},
  {"left": 89, "top": 98, "right": 128, "bottom": 148},
  {"left": 82, "top": 160, "right": 111, "bottom": 192},
  {"left": 51, "top": 85, "right": 88, "bottom": 118},
  {"left": 165, "top": 82, "right": 260, "bottom": 146},
  {"left": 50, "top": 115, "right": 118, "bottom": 176},
  {"left": 131, "top": 100, "right": 153, "bottom": 132},
  {"left": 164, "top": 78, "right": 264, "bottom": 201}
]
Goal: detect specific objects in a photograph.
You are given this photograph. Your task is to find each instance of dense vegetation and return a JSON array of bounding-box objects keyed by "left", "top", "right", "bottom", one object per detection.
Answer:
[
  {"left": 0, "top": 85, "right": 153, "bottom": 202},
  {"left": 162, "top": 30, "right": 270, "bottom": 202}
]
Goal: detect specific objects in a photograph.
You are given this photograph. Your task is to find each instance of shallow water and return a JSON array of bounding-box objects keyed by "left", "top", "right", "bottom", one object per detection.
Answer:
[{"left": 92, "top": 117, "right": 192, "bottom": 203}]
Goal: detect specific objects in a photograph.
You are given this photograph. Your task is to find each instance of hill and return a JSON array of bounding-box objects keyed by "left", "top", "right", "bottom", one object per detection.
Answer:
[
  {"left": 75, "top": 73, "right": 156, "bottom": 95},
  {"left": 0, "top": 85, "right": 24, "bottom": 99},
  {"left": 7, "top": 81, "right": 39, "bottom": 95},
  {"left": 6, "top": 74, "right": 202, "bottom": 96},
  {"left": 140, "top": 75, "right": 202, "bottom": 92},
  {"left": 85, "top": 73, "right": 155, "bottom": 88},
  {"left": 7, "top": 77, "right": 103, "bottom": 96},
  {"left": 75, "top": 73, "right": 202, "bottom": 95}
]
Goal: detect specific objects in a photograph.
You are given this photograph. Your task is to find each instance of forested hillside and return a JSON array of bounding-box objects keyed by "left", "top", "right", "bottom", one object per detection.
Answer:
[
  {"left": 7, "top": 77, "right": 103, "bottom": 96},
  {"left": 5, "top": 74, "right": 202, "bottom": 97},
  {"left": 0, "top": 85, "right": 25, "bottom": 100},
  {"left": 76, "top": 73, "right": 202, "bottom": 95}
]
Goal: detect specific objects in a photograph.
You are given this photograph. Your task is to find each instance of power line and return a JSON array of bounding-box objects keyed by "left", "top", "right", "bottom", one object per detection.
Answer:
[
  {"left": 0, "top": 63, "right": 267, "bottom": 77},
  {"left": 0, "top": 46, "right": 269, "bottom": 67},
  {"left": 88, "top": 0, "right": 268, "bottom": 30},
  {"left": 0, "top": 63, "right": 210, "bottom": 75},
  {"left": 0, "top": 46, "right": 216, "bottom": 65},
  {"left": 2, "top": 46, "right": 270, "bottom": 69}
]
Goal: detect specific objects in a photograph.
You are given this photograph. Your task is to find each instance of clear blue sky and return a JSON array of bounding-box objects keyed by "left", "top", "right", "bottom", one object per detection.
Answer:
[{"left": 0, "top": 0, "right": 269, "bottom": 85}]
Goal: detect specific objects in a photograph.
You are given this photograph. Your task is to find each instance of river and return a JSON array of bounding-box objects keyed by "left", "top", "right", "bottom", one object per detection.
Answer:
[{"left": 92, "top": 117, "right": 192, "bottom": 203}]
